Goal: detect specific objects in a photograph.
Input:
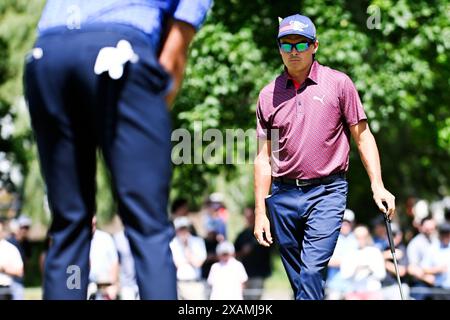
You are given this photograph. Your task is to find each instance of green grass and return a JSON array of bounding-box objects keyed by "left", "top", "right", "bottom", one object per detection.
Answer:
[{"left": 265, "top": 254, "right": 291, "bottom": 291}]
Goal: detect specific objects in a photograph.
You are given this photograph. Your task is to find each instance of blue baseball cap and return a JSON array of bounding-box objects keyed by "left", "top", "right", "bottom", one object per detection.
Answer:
[{"left": 278, "top": 14, "right": 316, "bottom": 41}]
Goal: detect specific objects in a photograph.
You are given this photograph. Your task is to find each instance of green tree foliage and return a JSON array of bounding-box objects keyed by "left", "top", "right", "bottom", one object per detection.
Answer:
[
  {"left": 170, "top": 22, "right": 275, "bottom": 208},
  {"left": 0, "top": 1, "right": 448, "bottom": 225},
  {"left": 0, "top": 0, "right": 46, "bottom": 220},
  {"left": 173, "top": 0, "right": 450, "bottom": 222}
]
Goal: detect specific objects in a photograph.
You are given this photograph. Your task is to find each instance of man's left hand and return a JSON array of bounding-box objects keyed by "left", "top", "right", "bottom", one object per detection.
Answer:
[{"left": 373, "top": 187, "right": 396, "bottom": 219}]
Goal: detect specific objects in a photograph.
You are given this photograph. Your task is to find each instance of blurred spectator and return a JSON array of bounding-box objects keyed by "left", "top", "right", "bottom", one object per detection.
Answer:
[
  {"left": 88, "top": 217, "right": 119, "bottom": 300},
  {"left": 207, "top": 241, "right": 248, "bottom": 300},
  {"left": 326, "top": 209, "right": 358, "bottom": 299},
  {"left": 208, "top": 193, "right": 229, "bottom": 222},
  {"left": 444, "top": 206, "right": 450, "bottom": 224},
  {"left": 412, "top": 199, "right": 430, "bottom": 230},
  {"left": 171, "top": 198, "right": 189, "bottom": 218},
  {"left": 429, "top": 197, "right": 449, "bottom": 226},
  {"left": 171, "top": 198, "right": 198, "bottom": 236},
  {"left": 7, "top": 216, "right": 32, "bottom": 260},
  {"left": 0, "top": 218, "right": 23, "bottom": 300},
  {"left": 7, "top": 215, "right": 32, "bottom": 300},
  {"left": 170, "top": 217, "right": 207, "bottom": 300},
  {"left": 39, "top": 234, "right": 52, "bottom": 280},
  {"left": 234, "top": 207, "right": 272, "bottom": 300},
  {"left": 406, "top": 216, "right": 439, "bottom": 300},
  {"left": 420, "top": 223, "right": 450, "bottom": 300},
  {"left": 201, "top": 224, "right": 220, "bottom": 281},
  {"left": 204, "top": 201, "right": 227, "bottom": 241},
  {"left": 380, "top": 223, "right": 410, "bottom": 300},
  {"left": 370, "top": 215, "right": 388, "bottom": 250},
  {"left": 341, "top": 225, "right": 386, "bottom": 300},
  {"left": 113, "top": 229, "right": 139, "bottom": 300}
]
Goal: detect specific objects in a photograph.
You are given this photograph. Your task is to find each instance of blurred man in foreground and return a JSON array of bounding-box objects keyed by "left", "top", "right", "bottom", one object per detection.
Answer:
[{"left": 24, "top": 0, "right": 212, "bottom": 299}]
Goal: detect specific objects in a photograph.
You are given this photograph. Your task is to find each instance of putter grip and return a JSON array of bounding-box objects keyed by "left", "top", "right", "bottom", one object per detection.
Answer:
[{"left": 384, "top": 213, "right": 396, "bottom": 254}]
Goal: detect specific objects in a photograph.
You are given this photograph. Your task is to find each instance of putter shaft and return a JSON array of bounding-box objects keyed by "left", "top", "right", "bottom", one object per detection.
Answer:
[{"left": 384, "top": 213, "right": 405, "bottom": 300}]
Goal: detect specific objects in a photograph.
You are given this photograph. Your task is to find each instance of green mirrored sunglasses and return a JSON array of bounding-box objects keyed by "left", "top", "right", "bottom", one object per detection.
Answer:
[{"left": 279, "top": 42, "right": 311, "bottom": 53}]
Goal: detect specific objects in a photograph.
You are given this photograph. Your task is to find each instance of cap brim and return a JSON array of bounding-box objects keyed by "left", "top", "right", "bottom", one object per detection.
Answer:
[{"left": 278, "top": 31, "right": 315, "bottom": 41}]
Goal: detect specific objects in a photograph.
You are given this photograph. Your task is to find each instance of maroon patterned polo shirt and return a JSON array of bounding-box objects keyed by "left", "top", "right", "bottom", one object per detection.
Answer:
[{"left": 256, "top": 60, "right": 367, "bottom": 179}]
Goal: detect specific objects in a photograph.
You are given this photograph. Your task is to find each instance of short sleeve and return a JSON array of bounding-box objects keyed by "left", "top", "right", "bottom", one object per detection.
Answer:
[
  {"left": 256, "top": 97, "right": 270, "bottom": 139},
  {"left": 9, "top": 244, "right": 24, "bottom": 270},
  {"left": 406, "top": 241, "right": 420, "bottom": 266},
  {"left": 169, "top": 239, "right": 181, "bottom": 263},
  {"left": 207, "top": 263, "right": 217, "bottom": 285},
  {"left": 106, "top": 236, "right": 119, "bottom": 263},
  {"left": 193, "top": 238, "right": 207, "bottom": 264},
  {"left": 340, "top": 75, "right": 367, "bottom": 126},
  {"left": 174, "top": 0, "right": 213, "bottom": 30},
  {"left": 238, "top": 262, "right": 248, "bottom": 283}
]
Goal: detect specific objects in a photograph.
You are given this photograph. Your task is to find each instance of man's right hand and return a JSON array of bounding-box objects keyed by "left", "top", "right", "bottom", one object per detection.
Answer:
[{"left": 254, "top": 211, "right": 273, "bottom": 247}]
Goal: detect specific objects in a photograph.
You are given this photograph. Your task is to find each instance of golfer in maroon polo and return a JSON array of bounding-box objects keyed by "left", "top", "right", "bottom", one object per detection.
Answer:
[{"left": 253, "top": 14, "right": 396, "bottom": 300}]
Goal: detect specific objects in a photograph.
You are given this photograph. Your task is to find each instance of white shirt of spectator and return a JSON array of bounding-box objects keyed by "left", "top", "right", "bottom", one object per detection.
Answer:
[
  {"left": 421, "top": 243, "right": 450, "bottom": 289},
  {"left": 170, "top": 235, "right": 206, "bottom": 281},
  {"left": 113, "top": 230, "right": 137, "bottom": 288},
  {"left": 330, "top": 232, "right": 358, "bottom": 262},
  {"left": 207, "top": 257, "right": 248, "bottom": 300},
  {"left": 0, "top": 239, "right": 23, "bottom": 286},
  {"left": 89, "top": 230, "right": 119, "bottom": 283},
  {"left": 341, "top": 246, "right": 386, "bottom": 292},
  {"left": 406, "top": 233, "right": 439, "bottom": 267}
]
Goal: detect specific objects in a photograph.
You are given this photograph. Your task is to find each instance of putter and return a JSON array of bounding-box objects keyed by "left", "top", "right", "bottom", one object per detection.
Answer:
[{"left": 383, "top": 209, "right": 405, "bottom": 300}]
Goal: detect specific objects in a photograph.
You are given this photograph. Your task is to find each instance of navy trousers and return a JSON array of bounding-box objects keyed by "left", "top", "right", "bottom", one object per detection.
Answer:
[
  {"left": 265, "top": 177, "right": 348, "bottom": 300},
  {"left": 24, "top": 24, "right": 177, "bottom": 299}
]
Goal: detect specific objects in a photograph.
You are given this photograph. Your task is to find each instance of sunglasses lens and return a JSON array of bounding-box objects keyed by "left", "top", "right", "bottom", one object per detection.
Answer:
[
  {"left": 295, "top": 43, "right": 309, "bottom": 52},
  {"left": 280, "top": 43, "right": 293, "bottom": 53}
]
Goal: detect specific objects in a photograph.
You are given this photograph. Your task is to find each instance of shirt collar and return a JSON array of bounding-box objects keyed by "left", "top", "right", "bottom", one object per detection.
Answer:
[{"left": 283, "top": 60, "right": 320, "bottom": 89}]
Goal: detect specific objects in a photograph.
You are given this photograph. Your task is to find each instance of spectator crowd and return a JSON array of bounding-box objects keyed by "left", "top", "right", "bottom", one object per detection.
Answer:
[{"left": 1, "top": 196, "right": 449, "bottom": 300}]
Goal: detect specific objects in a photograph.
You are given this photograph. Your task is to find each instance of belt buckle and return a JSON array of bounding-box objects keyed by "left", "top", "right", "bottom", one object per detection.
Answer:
[{"left": 295, "top": 179, "right": 309, "bottom": 187}]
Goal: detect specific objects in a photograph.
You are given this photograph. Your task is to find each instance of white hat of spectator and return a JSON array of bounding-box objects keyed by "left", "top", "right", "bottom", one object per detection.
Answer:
[
  {"left": 413, "top": 199, "right": 429, "bottom": 225},
  {"left": 216, "top": 241, "right": 235, "bottom": 256},
  {"left": 17, "top": 215, "right": 32, "bottom": 228},
  {"left": 173, "top": 216, "right": 191, "bottom": 230},
  {"left": 209, "top": 192, "right": 224, "bottom": 203},
  {"left": 9, "top": 218, "right": 19, "bottom": 233},
  {"left": 343, "top": 209, "right": 355, "bottom": 223}
]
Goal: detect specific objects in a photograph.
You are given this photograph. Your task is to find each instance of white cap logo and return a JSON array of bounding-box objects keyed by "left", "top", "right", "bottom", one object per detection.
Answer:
[{"left": 290, "top": 21, "right": 308, "bottom": 32}]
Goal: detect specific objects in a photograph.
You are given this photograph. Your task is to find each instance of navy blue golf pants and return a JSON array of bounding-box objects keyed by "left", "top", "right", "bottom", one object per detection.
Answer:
[
  {"left": 265, "top": 177, "right": 348, "bottom": 300},
  {"left": 24, "top": 24, "right": 177, "bottom": 299}
]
